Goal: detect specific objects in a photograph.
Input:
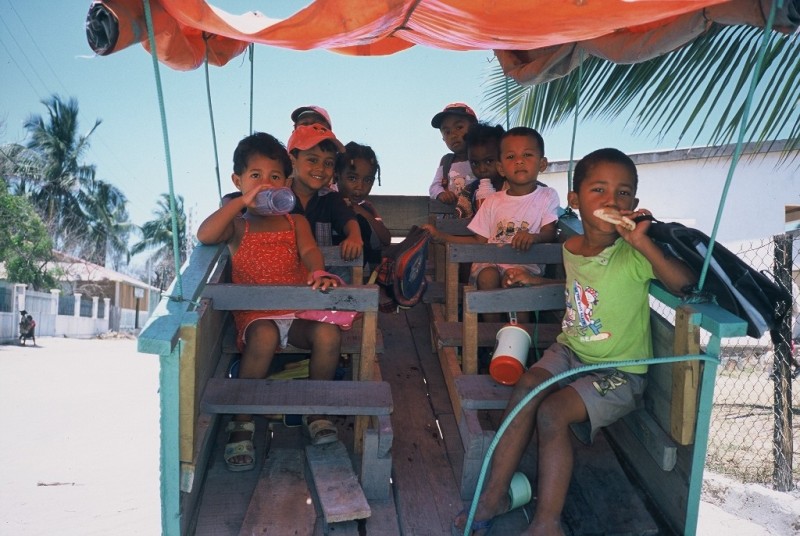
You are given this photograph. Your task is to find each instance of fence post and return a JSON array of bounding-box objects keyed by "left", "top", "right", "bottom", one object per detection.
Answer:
[
  {"left": 49, "top": 289, "right": 60, "bottom": 315},
  {"left": 73, "top": 293, "right": 82, "bottom": 318},
  {"left": 772, "top": 234, "right": 793, "bottom": 491},
  {"left": 91, "top": 296, "right": 99, "bottom": 319}
]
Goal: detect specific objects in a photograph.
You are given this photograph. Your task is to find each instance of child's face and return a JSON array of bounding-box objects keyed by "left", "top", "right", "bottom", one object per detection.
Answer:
[
  {"left": 467, "top": 140, "right": 501, "bottom": 181},
  {"left": 439, "top": 115, "right": 473, "bottom": 154},
  {"left": 290, "top": 145, "right": 337, "bottom": 193},
  {"left": 337, "top": 157, "right": 376, "bottom": 205},
  {"left": 497, "top": 134, "right": 547, "bottom": 187},
  {"left": 568, "top": 161, "right": 639, "bottom": 230},
  {"left": 231, "top": 153, "right": 289, "bottom": 195}
]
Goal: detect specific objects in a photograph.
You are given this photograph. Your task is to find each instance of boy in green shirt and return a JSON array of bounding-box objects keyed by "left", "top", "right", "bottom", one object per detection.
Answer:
[{"left": 453, "top": 148, "right": 696, "bottom": 536}]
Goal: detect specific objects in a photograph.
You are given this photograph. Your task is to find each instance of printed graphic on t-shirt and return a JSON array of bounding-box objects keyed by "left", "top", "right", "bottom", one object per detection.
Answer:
[
  {"left": 492, "top": 219, "right": 530, "bottom": 243},
  {"left": 562, "top": 280, "right": 610, "bottom": 342},
  {"left": 448, "top": 172, "right": 467, "bottom": 195}
]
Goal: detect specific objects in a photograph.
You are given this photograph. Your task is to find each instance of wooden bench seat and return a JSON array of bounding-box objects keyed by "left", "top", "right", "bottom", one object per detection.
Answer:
[
  {"left": 201, "top": 375, "right": 394, "bottom": 501},
  {"left": 442, "top": 242, "right": 564, "bottom": 322},
  {"left": 459, "top": 284, "right": 565, "bottom": 374},
  {"left": 202, "top": 377, "right": 392, "bottom": 416},
  {"left": 433, "top": 320, "right": 561, "bottom": 350}
]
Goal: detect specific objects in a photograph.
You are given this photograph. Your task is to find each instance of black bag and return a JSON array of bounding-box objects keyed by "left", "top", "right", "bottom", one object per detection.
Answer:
[
  {"left": 369, "top": 225, "right": 431, "bottom": 311},
  {"left": 647, "top": 221, "right": 791, "bottom": 338}
]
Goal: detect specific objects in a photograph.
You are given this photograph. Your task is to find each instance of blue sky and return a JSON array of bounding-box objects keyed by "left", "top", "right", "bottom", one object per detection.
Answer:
[{"left": 1, "top": 1, "right": 686, "bottom": 246}]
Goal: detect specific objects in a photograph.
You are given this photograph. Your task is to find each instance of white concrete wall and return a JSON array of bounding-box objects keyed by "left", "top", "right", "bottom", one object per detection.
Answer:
[
  {"left": 543, "top": 148, "right": 799, "bottom": 245},
  {"left": 54, "top": 314, "right": 110, "bottom": 339}
]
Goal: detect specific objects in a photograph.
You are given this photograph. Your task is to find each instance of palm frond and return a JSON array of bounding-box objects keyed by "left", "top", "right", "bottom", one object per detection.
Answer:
[{"left": 483, "top": 25, "right": 800, "bottom": 158}]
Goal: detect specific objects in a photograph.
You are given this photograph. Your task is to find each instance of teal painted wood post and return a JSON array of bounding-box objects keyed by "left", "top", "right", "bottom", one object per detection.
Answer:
[
  {"left": 684, "top": 341, "right": 720, "bottom": 536},
  {"left": 160, "top": 343, "right": 182, "bottom": 535}
]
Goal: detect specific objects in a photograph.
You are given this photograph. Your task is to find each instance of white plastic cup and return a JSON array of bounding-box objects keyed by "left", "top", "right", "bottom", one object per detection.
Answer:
[
  {"left": 252, "top": 187, "right": 296, "bottom": 216},
  {"left": 489, "top": 325, "right": 531, "bottom": 385}
]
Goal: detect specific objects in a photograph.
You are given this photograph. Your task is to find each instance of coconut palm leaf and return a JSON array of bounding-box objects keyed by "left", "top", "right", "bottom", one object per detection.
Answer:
[
  {"left": 81, "top": 179, "right": 133, "bottom": 267},
  {"left": 23, "top": 95, "right": 102, "bottom": 238},
  {"left": 130, "top": 193, "right": 188, "bottom": 289},
  {"left": 483, "top": 25, "right": 800, "bottom": 159}
]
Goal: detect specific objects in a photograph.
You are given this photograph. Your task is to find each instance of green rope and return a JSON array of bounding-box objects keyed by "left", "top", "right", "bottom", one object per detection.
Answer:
[
  {"left": 203, "top": 36, "right": 223, "bottom": 202},
  {"left": 249, "top": 44, "right": 255, "bottom": 135},
  {"left": 142, "top": 0, "right": 183, "bottom": 299},
  {"left": 698, "top": 0, "right": 780, "bottom": 290}
]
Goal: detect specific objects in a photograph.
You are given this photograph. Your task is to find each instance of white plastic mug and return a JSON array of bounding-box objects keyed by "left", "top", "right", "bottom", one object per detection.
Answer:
[{"left": 489, "top": 325, "right": 531, "bottom": 385}]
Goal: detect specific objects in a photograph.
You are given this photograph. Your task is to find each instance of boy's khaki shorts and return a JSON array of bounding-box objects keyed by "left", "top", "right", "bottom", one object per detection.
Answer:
[{"left": 532, "top": 342, "right": 646, "bottom": 443}]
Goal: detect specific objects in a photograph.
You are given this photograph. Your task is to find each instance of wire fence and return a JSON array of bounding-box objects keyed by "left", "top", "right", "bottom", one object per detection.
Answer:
[{"left": 701, "top": 231, "right": 798, "bottom": 490}]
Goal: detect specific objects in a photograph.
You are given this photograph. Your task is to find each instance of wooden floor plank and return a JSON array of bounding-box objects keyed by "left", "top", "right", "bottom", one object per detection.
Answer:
[
  {"left": 377, "top": 308, "right": 464, "bottom": 535},
  {"left": 402, "top": 305, "right": 454, "bottom": 416},
  {"left": 239, "top": 448, "right": 315, "bottom": 536},
  {"left": 306, "top": 441, "right": 371, "bottom": 523},
  {"left": 194, "top": 417, "right": 272, "bottom": 535}
]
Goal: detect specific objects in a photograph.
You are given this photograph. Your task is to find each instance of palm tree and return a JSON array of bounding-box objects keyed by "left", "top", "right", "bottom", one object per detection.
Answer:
[
  {"left": 0, "top": 143, "right": 45, "bottom": 196},
  {"left": 81, "top": 178, "right": 133, "bottom": 268},
  {"left": 483, "top": 25, "right": 800, "bottom": 157},
  {"left": 131, "top": 193, "right": 188, "bottom": 289},
  {"left": 23, "top": 95, "right": 101, "bottom": 245}
]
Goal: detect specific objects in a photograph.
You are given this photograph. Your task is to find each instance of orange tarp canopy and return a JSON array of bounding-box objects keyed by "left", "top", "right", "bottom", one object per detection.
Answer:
[{"left": 86, "top": 0, "right": 798, "bottom": 83}]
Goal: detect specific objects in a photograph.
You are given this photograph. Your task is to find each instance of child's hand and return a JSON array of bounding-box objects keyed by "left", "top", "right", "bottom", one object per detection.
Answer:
[
  {"left": 308, "top": 270, "right": 341, "bottom": 291},
  {"left": 511, "top": 231, "right": 537, "bottom": 251},
  {"left": 240, "top": 184, "right": 269, "bottom": 209},
  {"left": 340, "top": 236, "right": 364, "bottom": 262},
  {"left": 350, "top": 203, "right": 370, "bottom": 218},
  {"left": 420, "top": 223, "right": 440, "bottom": 242},
  {"left": 437, "top": 191, "right": 457, "bottom": 205},
  {"left": 617, "top": 208, "right": 653, "bottom": 247}
]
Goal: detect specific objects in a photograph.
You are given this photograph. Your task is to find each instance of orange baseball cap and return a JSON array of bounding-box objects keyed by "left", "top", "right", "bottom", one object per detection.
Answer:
[{"left": 287, "top": 123, "right": 344, "bottom": 153}]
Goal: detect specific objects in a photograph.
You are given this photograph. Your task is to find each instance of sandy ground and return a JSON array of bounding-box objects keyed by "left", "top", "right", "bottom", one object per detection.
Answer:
[
  {"left": 0, "top": 337, "right": 160, "bottom": 536},
  {"left": 0, "top": 336, "right": 797, "bottom": 535}
]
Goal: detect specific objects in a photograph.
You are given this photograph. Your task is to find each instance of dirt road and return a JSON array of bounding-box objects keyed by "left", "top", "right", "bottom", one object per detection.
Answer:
[{"left": 0, "top": 337, "right": 160, "bottom": 535}]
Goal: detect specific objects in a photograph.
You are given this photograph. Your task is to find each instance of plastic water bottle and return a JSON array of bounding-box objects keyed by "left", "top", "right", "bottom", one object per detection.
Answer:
[
  {"left": 474, "top": 178, "right": 496, "bottom": 210},
  {"left": 252, "top": 187, "right": 296, "bottom": 216}
]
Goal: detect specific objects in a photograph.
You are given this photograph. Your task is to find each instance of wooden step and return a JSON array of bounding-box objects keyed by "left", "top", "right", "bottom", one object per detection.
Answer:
[
  {"left": 307, "top": 441, "right": 371, "bottom": 524},
  {"left": 201, "top": 378, "right": 393, "bottom": 416},
  {"left": 455, "top": 374, "right": 512, "bottom": 410}
]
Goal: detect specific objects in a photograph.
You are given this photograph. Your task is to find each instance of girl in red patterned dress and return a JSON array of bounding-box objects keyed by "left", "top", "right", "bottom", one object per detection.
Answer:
[{"left": 197, "top": 132, "right": 342, "bottom": 472}]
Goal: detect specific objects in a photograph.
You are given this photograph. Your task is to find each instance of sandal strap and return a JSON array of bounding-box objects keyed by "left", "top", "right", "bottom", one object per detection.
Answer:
[
  {"left": 224, "top": 439, "right": 255, "bottom": 457},
  {"left": 226, "top": 420, "right": 255, "bottom": 433}
]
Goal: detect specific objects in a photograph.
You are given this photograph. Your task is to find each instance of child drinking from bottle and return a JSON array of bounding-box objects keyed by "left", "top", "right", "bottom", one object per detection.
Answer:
[{"left": 197, "top": 132, "right": 344, "bottom": 472}]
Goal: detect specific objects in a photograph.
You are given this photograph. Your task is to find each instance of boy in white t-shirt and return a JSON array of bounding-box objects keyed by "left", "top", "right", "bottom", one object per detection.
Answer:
[{"left": 423, "top": 127, "right": 560, "bottom": 322}]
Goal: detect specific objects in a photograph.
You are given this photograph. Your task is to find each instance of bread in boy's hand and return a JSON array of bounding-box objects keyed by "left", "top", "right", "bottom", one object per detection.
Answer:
[{"left": 593, "top": 208, "right": 636, "bottom": 231}]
